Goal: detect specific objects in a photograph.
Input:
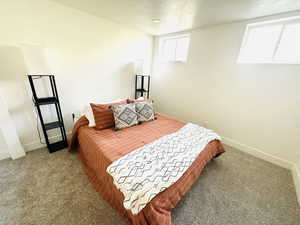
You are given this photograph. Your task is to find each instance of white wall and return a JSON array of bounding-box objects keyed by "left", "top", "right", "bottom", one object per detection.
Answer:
[
  {"left": 152, "top": 13, "right": 300, "bottom": 165},
  {"left": 0, "top": 0, "right": 152, "bottom": 154}
]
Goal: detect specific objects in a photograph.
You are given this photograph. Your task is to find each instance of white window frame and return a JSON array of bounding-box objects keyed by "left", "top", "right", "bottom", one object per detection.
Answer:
[
  {"left": 237, "top": 15, "right": 300, "bottom": 65},
  {"left": 159, "top": 34, "right": 190, "bottom": 62}
]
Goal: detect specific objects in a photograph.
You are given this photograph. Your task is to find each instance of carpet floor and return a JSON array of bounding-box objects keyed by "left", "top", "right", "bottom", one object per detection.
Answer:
[{"left": 0, "top": 145, "right": 299, "bottom": 225}]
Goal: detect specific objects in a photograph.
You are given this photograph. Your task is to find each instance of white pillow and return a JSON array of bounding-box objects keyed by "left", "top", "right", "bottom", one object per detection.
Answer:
[{"left": 84, "top": 98, "right": 123, "bottom": 127}]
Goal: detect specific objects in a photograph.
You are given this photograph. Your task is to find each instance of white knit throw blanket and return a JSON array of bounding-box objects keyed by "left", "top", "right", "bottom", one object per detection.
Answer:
[{"left": 107, "top": 123, "right": 221, "bottom": 214}]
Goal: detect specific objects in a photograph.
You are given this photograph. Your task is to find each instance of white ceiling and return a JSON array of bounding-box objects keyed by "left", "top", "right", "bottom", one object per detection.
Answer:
[{"left": 52, "top": 0, "right": 300, "bottom": 35}]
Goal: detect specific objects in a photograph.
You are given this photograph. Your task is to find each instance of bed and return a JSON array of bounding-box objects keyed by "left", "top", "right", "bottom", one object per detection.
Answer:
[{"left": 69, "top": 113, "right": 225, "bottom": 225}]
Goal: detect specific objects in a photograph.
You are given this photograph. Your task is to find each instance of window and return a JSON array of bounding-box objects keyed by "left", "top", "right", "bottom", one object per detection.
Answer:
[
  {"left": 238, "top": 16, "right": 300, "bottom": 64},
  {"left": 159, "top": 34, "right": 190, "bottom": 62}
]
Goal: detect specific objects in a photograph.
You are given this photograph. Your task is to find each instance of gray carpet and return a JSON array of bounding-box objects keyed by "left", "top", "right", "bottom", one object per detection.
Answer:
[{"left": 0, "top": 146, "right": 299, "bottom": 225}]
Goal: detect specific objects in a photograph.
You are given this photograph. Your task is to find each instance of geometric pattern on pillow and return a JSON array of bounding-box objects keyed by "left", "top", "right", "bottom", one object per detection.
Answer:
[
  {"left": 135, "top": 101, "right": 155, "bottom": 122},
  {"left": 111, "top": 103, "right": 138, "bottom": 130}
]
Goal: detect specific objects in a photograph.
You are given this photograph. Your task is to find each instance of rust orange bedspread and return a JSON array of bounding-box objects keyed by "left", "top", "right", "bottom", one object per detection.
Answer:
[{"left": 69, "top": 114, "right": 225, "bottom": 225}]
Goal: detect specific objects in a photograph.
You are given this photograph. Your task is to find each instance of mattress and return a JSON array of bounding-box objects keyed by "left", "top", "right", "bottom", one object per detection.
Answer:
[{"left": 69, "top": 113, "right": 225, "bottom": 225}]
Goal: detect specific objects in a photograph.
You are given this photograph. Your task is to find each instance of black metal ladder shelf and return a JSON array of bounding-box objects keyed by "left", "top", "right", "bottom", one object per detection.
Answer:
[
  {"left": 28, "top": 75, "right": 68, "bottom": 153},
  {"left": 135, "top": 75, "right": 150, "bottom": 99}
]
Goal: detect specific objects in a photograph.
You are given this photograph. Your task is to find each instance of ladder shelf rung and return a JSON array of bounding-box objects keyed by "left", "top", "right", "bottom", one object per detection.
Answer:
[
  {"left": 48, "top": 140, "right": 68, "bottom": 153},
  {"left": 44, "top": 121, "right": 62, "bottom": 131},
  {"left": 136, "top": 89, "right": 148, "bottom": 92},
  {"left": 35, "top": 97, "right": 58, "bottom": 105},
  {"left": 28, "top": 75, "right": 68, "bottom": 153}
]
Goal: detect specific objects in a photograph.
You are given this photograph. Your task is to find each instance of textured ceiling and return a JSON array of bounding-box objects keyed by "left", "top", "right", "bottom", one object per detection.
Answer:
[{"left": 51, "top": 0, "right": 300, "bottom": 35}]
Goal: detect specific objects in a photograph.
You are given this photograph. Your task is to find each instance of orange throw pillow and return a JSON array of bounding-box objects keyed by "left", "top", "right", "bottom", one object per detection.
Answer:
[{"left": 90, "top": 100, "right": 127, "bottom": 130}]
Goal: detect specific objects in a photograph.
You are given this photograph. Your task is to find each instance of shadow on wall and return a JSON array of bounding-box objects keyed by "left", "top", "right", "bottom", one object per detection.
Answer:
[{"left": 0, "top": 45, "right": 48, "bottom": 147}]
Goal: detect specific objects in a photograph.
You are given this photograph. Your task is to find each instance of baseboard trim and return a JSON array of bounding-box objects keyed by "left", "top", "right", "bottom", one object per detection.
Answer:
[
  {"left": 23, "top": 131, "right": 72, "bottom": 152},
  {"left": 0, "top": 151, "right": 10, "bottom": 161},
  {"left": 0, "top": 131, "right": 72, "bottom": 161},
  {"left": 222, "top": 136, "right": 300, "bottom": 206},
  {"left": 222, "top": 136, "right": 293, "bottom": 170},
  {"left": 292, "top": 165, "right": 300, "bottom": 205}
]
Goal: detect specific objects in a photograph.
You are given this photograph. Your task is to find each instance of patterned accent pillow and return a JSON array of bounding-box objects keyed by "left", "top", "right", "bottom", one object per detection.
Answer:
[
  {"left": 135, "top": 101, "right": 155, "bottom": 122},
  {"left": 111, "top": 104, "right": 138, "bottom": 130}
]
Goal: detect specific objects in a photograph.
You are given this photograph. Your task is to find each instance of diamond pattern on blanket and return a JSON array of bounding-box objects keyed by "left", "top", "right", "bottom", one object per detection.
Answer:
[{"left": 107, "top": 123, "right": 221, "bottom": 214}]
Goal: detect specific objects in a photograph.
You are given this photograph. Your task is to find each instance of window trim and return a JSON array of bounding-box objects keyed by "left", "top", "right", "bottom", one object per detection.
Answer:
[
  {"left": 237, "top": 15, "right": 300, "bottom": 65},
  {"left": 159, "top": 34, "right": 190, "bottom": 63}
]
